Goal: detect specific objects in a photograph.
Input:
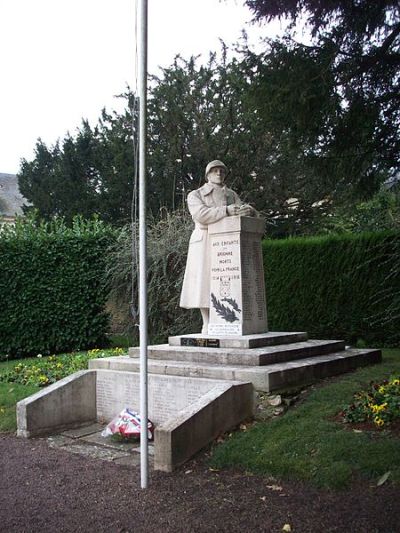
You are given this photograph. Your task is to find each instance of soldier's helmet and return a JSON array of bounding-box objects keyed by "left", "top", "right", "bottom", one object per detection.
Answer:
[{"left": 205, "top": 160, "right": 228, "bottom": 178}]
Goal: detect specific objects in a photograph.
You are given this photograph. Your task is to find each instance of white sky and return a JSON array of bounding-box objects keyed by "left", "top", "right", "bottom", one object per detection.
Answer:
[{"left": 0, "top": 0, "right": 283, "bottom": 174}]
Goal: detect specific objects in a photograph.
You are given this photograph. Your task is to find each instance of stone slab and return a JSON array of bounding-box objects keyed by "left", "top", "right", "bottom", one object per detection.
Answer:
[
  {"left": 208, "top": 216, "right": 268, "bottom": 335},
  {"left": 127, "top": 340, "right": 346, "bottom": 366},
  {"left": 96, "top": 370, "right": 229, "bottom": 425},
  {"left": 95, "top": 371, "right": 253, "bottom": 471},
  {"left": 80, "top": 433, "right": 140, "bottom": 452},
  {"left": 61, "top": 422, "right": 103, "bottom": 439},
  {"left": 95, "top": 349, "right": 381, "bottom": 392},
  {"left": 154, "top": 381, "right": 254, "bottom": 471},
  {"left": 208, "top": 214, "right": 265, "bottom": 236},
  {"left": 17, "top": 370, "right": 97, "bottom": 438},
  {"left": 266, "top": 348, "right": 382, "bottom": 391},
  {"left": 168, "top": 331, "right": 308, "bottom": 349}
]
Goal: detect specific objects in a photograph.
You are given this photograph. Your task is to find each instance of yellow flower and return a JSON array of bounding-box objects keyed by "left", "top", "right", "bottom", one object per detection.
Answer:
[
  {"left": 56, "top": 362, "right": 62, "bottom": 368},
  {"left": 378, "top": 386, "right": 386, "bottom": 394},
  {"left": 392, "top": 379, "right": 400, "bottom": 386},
  {"left": 374, "top": 417, "right": 384, "bottom": 427}
]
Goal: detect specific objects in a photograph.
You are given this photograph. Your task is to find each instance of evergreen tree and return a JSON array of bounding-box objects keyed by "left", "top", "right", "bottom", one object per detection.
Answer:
[{"left": 241, "top": 0, "right": 400, "bottom": 206}]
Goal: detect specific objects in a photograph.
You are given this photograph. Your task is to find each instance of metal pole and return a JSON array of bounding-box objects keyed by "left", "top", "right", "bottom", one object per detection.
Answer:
[{"left": 138, "top": 0, "right": 148, "bottom": 489}]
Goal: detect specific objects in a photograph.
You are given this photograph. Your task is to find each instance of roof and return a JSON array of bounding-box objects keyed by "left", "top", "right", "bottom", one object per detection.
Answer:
[{"left": 0, "top": 173, "right": 26, "bottom": 217}]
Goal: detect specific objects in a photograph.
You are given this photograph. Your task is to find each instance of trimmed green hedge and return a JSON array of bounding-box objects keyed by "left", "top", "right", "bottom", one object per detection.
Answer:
[
  {"left": 0, "top": 217, "right": 114, "bottom": 358},
  {"left": 263, "top": 232, "right": 400, "bottom": 347}
]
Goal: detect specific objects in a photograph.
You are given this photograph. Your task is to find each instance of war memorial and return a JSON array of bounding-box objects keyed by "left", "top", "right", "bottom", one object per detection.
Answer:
[{"left": 17, "top": 161, "right": 381, "bottom": 471}]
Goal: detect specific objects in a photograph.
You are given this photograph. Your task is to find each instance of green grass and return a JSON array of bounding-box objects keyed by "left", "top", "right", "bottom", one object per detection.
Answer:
[
  {"left": 0, "top": 356, "right": 41, "bottom": 430},
  {"left": 210, "top": 349, "right": 400, "bottom": 489},
  {"left": 0, "top": 382, "right": 39, "bottom": 432}
]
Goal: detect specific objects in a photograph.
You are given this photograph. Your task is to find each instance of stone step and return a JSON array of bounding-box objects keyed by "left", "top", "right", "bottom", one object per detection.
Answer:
[
  {"left": 91, "top": 349, "right": 381, "bottom": 392},
  {"left": 128, "top": 339, "right": 346, "bottom": 367},
  {"left": 168, "top": 331, "right": 308, "bottom": 349}
]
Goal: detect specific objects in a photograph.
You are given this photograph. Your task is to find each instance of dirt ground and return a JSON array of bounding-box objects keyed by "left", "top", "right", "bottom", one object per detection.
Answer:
[{"left": 0, "top": 433, "right": 399, "bottom": 533}]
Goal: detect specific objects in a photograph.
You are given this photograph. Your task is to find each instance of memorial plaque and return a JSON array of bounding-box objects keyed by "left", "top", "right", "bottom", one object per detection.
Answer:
[
  {"left": 181, "top": 337, "right": 220, "bottom": 348},
  {"left": 96, "top": 370, "right": 216, "bottom": 425},
  {"left": 208, "top": 216, "right": 268, "bottom": 336}
]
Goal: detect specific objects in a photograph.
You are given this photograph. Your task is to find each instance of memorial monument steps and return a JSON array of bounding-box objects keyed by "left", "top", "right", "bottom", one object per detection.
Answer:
[
  {"left": 129, "top": 339, "right": 347, "bottom": 366},
  {"left": 92, "top": 334, "right": 380, "bottom": 393}
]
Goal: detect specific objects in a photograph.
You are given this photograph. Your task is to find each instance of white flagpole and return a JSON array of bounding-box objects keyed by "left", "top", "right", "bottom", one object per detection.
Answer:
[{"left": 138, "top": 0, "right": 149, "bottom": 489}]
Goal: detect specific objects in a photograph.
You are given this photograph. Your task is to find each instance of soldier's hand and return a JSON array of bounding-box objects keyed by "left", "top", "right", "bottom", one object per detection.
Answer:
[
  {"left": 227, "top": 204, "right": 256, "bottom": 217},
  {"left": 238, "top": 204, "right": 255, "bottom": 217},
  {"left": 227, "top": 204, "right": 240, "bottom": 216}
]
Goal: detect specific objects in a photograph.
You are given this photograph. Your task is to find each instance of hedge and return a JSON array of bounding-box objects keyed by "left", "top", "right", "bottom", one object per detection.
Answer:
[
  {"left": 263, "top": 231, "right": 400, "bottom": 347},
  {"left": 0, "top": 217, "right": 115, "bottom": 358}
]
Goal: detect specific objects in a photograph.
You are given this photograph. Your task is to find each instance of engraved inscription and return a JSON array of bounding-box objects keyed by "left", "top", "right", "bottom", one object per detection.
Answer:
[
  {"left": 96, "top": 371, "right": 216, "bottom": 425},
  {"left": 181, "top": 338, "right": 220, "bottom": 348}
]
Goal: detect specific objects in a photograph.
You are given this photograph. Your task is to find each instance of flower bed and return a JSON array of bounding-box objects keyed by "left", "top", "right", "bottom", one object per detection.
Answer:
[
  {"left": 0, "top": 348, "right": 125, "bottom": 387},
  {"left": 342, "top": 377, "right": 400, "bottom": 428}
]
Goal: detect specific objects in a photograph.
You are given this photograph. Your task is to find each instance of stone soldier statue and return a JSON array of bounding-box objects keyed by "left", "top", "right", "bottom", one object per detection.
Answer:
[{"left": 180, "top": 160, "right": 256, "bottom": 334}]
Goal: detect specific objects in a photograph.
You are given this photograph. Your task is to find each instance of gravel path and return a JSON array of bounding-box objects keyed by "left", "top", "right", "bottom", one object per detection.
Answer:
[{"left": 0, "top": 434, "right": 399, "bottom": 533}]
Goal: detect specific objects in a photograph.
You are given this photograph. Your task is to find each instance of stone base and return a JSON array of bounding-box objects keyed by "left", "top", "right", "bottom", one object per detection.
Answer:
[
  {"left": 168, "top": 331, "right": 308, "bottom": 349},
  {"left": 17, "top": 369, "right": 254, "bottom": 472},
  {"left": 94, "top": 348, "right": 381, "bottom": 393},
  {"left": 129, "top": 339, "right": 346, "bottom": 366}
]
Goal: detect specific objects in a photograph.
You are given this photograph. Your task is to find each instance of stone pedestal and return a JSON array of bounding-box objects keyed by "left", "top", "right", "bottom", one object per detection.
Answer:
[{"left": 207, "top": 216, "right": 268, "bottom": 336}]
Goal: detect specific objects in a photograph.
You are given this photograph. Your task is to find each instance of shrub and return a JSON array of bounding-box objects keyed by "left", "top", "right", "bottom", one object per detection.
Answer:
[
  {"left": 106, "top": 209, "right": 201, "bottom": 343},
  {"left": 107, "top": 216, "right": 399, "bottom": 347},
  {"left": 0, "top": 215, "right": 115, "bottom": 358},
  {"left": 263, "top": 231, "right": 400, "bottom": 346}
]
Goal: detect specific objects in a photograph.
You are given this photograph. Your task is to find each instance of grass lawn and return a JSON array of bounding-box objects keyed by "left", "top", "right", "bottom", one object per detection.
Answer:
[
  {"left": 210, "top": 349, "right": 400, "bottom": 489},
  {"left": 0, "top": 355, "right": 40, "bottom": 431}
]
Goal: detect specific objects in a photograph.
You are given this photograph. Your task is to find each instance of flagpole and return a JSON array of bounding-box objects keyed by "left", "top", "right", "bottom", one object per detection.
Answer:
[{"left": 138, "top": 0, "right": 149, "bottom": 489}]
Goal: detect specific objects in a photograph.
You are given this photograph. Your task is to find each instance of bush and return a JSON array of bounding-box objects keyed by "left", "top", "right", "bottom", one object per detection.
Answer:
[
  {"left": 0, "top": 216, "right": 115, "bottom": 358},
  {"left": 106, "top": 209, "right": 201, "bottom": 343},
  {"left": 263, "top": 231, "right": 400, "bottom": 346},
  {"left": 107, "top": 214, "right": 399, "bottom": 347}
]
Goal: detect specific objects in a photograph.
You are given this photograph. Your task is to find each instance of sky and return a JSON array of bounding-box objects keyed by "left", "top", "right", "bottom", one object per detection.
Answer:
[{"left": 0, "top": 0, "right": 282, "bottom": 175}]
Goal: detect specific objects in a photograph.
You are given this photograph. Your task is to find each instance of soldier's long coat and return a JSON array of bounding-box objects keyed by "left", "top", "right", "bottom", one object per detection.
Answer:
[{"left": 180, "top": 182, "right": 241, "bottom": 309}]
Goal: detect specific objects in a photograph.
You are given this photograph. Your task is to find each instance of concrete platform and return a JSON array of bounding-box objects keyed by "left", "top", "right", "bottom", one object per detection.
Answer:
[
  {"left": 91, "top": 348, "right": 382, "bottom": 392},
  {"left": 128, "top": 340, "right": 346, "bottom": 366},
  {"left": 17, "top": 369, "right": 254, "bottom": 471},
  {"left": 47, "top": 423, "right": 150, "bottom": 468},
  {"left": 168, "top": 331, "right": 308, "bottom": 349}
]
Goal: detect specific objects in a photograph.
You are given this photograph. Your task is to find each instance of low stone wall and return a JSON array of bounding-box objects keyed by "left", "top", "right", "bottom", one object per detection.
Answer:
[
  {"left": 17, "top": 369, "right": 254, "bottom": 471},
  {"left": 17, "top": 370, "right": 97, "bottom": 438},
  {"left": 155, "top": 381, "right": 253, "bottom": 471}
]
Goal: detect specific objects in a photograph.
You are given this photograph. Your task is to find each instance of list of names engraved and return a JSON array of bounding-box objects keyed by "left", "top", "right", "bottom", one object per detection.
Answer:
[{"left": 96, "top": 371, "right": 215, "bottom": 425}]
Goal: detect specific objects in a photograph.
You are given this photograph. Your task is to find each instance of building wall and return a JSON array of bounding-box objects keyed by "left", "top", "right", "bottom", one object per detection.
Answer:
[{"left": 0, "top": 173, "right": 26, "bottom": 223}]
